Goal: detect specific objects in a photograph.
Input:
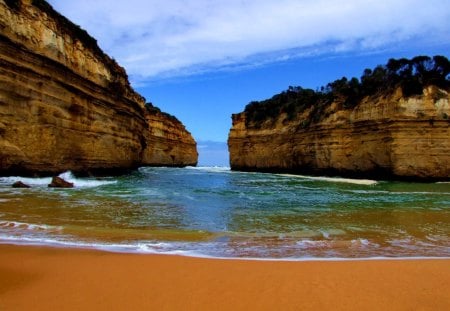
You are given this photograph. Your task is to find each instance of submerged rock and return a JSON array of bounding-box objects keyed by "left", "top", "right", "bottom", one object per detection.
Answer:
[
  {"left": 12, "top": 181, "right": 31, "bottom": 188},
  {"left": 48, "top": 177, "right": 74, "bottom": 188}
]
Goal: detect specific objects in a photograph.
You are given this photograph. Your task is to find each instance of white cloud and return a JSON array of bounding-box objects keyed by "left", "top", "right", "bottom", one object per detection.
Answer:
[{"left": 48, "top": 0, "right": 450, "bottom": 82}]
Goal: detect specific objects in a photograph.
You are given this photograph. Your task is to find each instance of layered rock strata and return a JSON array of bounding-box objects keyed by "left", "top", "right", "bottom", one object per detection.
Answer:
[
  {"left": 0, "top": 0, "right": 197, "bottom": 176},
  {"left": 142, "top": 108, "right": 198, "bottom": 166},
  {"left": 228, "top": 87, "right": 450, "bottom": 181}
]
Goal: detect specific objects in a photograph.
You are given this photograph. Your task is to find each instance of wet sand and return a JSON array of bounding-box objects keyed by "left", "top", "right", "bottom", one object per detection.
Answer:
[{"left": 0, "top": 244, "right": 448, "bottom": 310}]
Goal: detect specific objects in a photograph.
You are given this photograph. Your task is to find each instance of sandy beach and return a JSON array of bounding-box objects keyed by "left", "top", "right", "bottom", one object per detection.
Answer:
[{"left": 0, "top": 244, "right": 448, "bottom": 310}]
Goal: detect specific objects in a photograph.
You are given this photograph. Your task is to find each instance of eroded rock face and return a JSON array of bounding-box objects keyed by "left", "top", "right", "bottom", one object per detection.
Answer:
[
  {"left": 0, "top": 0, "right": 197, "bottom": 176},
  {"left": 228, "top": 87, "right": 450, "bottom": 181},
  {"left": 142, "top": 109, "right": 198, "bottom": 166}
]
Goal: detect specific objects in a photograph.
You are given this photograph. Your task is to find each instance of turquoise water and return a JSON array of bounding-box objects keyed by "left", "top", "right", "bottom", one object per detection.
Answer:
[{"left": 0, "top": 167, "right": 449, "bottom": 259}]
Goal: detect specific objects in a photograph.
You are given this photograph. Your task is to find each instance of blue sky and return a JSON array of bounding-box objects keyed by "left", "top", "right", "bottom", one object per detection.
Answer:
[{"left": 48, "top": 0, "right": 450, "bottom": 165}]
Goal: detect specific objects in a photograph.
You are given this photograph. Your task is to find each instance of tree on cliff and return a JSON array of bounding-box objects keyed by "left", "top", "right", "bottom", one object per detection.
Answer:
[
  {"left": 244, "top": 55, "right": 450, "bottom": 128},
  {"left": 382, "top": 55, "right": 450, "bottom": 96}
]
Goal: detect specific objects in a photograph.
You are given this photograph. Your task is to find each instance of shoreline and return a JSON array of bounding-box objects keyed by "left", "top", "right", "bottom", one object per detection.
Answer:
[
  {"left": 2, "top": 238, "right": 450, "bottom": 261},
  {"left": 2, "top": 241, "right": 450, "bottom": 262},
  {"left": 1, "top": 244, "right": 449, "bottom": 310}
]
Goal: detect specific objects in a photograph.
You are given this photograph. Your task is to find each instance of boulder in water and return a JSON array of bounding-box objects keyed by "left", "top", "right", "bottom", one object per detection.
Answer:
[
  {"left": 48, "top": 176, "right": 74, "bottom": 188},
  {"left": 12, "top": 181, "right": 31, "bottom": 188}
]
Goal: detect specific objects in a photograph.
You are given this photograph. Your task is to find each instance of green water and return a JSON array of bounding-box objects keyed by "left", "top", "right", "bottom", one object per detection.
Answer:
[{"left": 0, "top": 167, "right": 449, "bottom": 259}]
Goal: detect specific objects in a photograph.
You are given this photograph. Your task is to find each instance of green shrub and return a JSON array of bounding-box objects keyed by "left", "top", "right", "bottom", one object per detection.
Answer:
[{"left": 244, "top": 55, "right": 450, "bottom": 128}]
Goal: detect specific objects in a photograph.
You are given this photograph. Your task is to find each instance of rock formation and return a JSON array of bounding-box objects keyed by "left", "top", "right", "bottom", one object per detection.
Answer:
[
  {"left": 142, "top": 106, "right": 198, "bottom": 166},
  {"left": 228, "top": 86, "right": 450, "bottom": 181},
  {"left": 48, "top": 176, "right": 73, "bottom": 188},
  {"left": 12, "top": 181, "right": 30, "bottom": 188},
  {"left": 0, "top": 0, "right": 197, "bottom": 176}
]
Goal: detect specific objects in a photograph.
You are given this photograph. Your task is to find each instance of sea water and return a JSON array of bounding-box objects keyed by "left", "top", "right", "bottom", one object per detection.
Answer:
[{"left": 0, "top": 167, "right": 449, "bottom": 259}]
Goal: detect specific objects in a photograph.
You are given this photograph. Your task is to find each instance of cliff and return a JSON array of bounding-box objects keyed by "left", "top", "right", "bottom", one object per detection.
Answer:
[
  {"left": 229, "top": 84, "right": 450, "bottom": 181},
  {"left": 0, "top": 0, "right": 197, "bottom": 176},
  {"left": 142, "top": 106, "right": 198, "bottom": 166}
]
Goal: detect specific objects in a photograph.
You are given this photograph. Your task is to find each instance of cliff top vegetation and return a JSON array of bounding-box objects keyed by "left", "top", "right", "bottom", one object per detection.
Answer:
[
  {"left": 244, "top": 55, "right": 450, "bottom": 128},
  {"left": 3, "top": 0, "right": 130, "bottom": 88}
]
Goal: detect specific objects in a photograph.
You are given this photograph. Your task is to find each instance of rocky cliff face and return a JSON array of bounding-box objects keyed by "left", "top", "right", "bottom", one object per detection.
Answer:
[
  {"left": 228, "top": 87, "right": 450, "bottom": 181},
  {"left": 142, "top": 108, "right": 198, "bottom": 166},
  {"left": 0, "top": 0, "right": 197, "bottom": 176}
]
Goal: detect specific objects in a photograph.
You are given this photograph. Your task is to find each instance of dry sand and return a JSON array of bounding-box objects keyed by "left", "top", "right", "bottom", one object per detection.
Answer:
[{"left": 0, "top": 244, "right": 448, "bottom": 310}]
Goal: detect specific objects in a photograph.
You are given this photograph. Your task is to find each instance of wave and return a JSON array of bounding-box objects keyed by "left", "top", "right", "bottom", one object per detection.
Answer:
[
  {"left": 345, "top": 189, "right": 450, "bottom": 196},
  {"left": 186, "top": 166, "right": 231, "bottom": 173},
  {"left": 277, "top": 174, "right": 378, "bottom": 185},
  {"left": 1, "top": 228, "right": 448, "bottom": 260},
  {"left": 0, "top": 176, "right": 52, "bottom": 186},
  {"left": 0, "top": 220, "right": 63, "bottom": 232},
  {"left": 57, "top": 171, "right": 117, "bottom": 188},
  {"left": 0, "top": 235, "right": 202, "bottom": 257},
  {"left": 0, "top": 171, "right": 116, "bottom": 188},
  {"left": 2, "top": 235, "right": 447, "bottom": 262}
]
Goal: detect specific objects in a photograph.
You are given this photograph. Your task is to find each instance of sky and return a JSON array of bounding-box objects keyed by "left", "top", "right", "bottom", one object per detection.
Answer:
[{"left": 48, "top": 0, "right": 450, "bottom": 165}]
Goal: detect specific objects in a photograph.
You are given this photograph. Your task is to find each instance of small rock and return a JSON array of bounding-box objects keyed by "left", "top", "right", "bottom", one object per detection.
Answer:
[
  {"left": 12, "top": 181, "right": 31, "bottom": 188},
  {"left": 48, "top": 176, "right": 74, "bottom": 188}
]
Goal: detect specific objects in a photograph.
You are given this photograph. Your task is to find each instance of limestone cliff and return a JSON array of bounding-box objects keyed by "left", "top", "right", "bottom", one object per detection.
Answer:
[
  {"left": 142, "top": 106, "right": 198, "bottom": 166},
  {"left": 228, "top": 86, "right": 450, "bottom": 181},
  {"left": 0, "top": 0, "right": 197, "bottom": 176}
]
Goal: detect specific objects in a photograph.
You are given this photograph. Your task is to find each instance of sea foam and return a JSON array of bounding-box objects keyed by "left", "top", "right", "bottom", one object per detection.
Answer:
[
  {"left": 0, "top": 171, "right": 116, "bottom": 188},
  {"left": 0, "top": 220, "right": 62, "bottom": 232},
  {"left": 57, "top": 171, "right": 117, "bottom": 188},
  {"left": 277, "top": 174, "right": 378, "bottom": 185},
  {"left": 0, "top": 176, "right": 52, "bottom": 186},
  {"left": 186, "top": 166, "right": 231, "bottom": 173}
]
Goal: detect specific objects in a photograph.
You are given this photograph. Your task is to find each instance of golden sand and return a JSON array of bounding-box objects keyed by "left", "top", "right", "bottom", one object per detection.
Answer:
[{"left": 0, "top": 244, "right": 448, "bottom": 310}]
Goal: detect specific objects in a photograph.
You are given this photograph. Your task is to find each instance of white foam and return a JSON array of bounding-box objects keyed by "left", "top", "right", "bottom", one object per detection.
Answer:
[
  {"left": 277, "top": 174, "right": 378, "bottom": 185},
  {"left": 57, "top": 171, "right": 117, "bottom": 188},
  {"left": 321, "top": 231, "right": 330, "bottom": 239},
  {"left": 0, "top": 220, "right": 62, "bottom": 232},
  {"left": 0, "top": 235, "right": 449, "bottom": 262},
  {"left": 186, "top": 166, "right": 231, "bottom": 173},
  {"left": 0, "top": 236, "right": 196, "bottom": 257},
  {"left": 0, "top": 171, "right": 116, "bottom": 188},
  {"left": 426, "top": 235, "right": 448, "bottom": 243},
  {"left": 351, "top": 238, "right": 371, "bottom": 246},
  {"left": 296, "top": 240, "right": 330, "bottom": 248},
  {"left": 320, "top": 229, "right": 347, "bottom": 238},
  {"left": 0, "top": 176, "right": 52, "bottom": 186},
  {"left": 0, "top": 236, "right": 118, "bottom": 251}
]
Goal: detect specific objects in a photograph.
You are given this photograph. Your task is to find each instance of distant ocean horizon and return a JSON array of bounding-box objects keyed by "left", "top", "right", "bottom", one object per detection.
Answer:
[
  {"left": 1, "top": 167, "right": 449, "bottom": 260},
  {"left": 197, "top": 141, "right": 230, "bottom": 167}
]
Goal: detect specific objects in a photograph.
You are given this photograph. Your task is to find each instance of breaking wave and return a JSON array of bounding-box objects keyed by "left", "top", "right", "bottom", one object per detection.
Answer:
[{"left": 0, "top": 171, "right": 116, "bottom": 188}]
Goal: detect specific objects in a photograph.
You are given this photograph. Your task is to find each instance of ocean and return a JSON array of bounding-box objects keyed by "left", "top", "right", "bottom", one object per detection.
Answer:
[{"left": 0, "top": 167, "right": 449, "bottom": 260}]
